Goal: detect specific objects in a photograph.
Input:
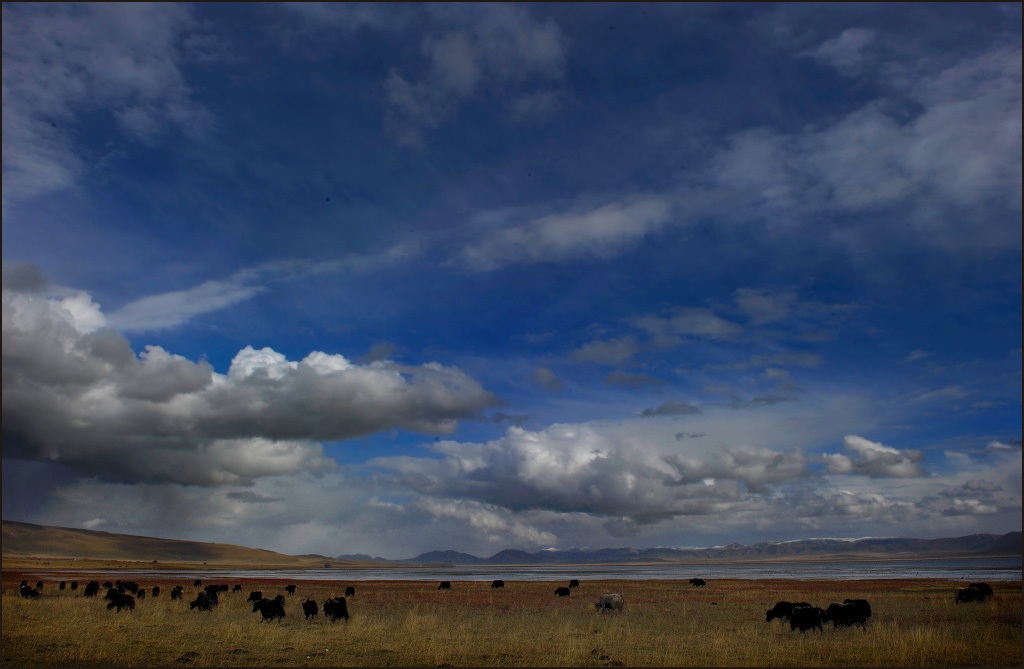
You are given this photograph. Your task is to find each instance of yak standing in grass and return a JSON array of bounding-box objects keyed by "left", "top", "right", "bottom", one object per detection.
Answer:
[
  {"left": 83, "top": 581, "right": 100, "bottom": 598},
  {"left": 190, "top": 592, "right": 216, "bottom": 612},
  {"left": 956, "top": 586, "right": 991, "bottom": 603},
  {"left": 491, "top": 580, "right": 505, "bottom": 589},
  {"left": 302, "top": 599, "right": 319, "bottom": 619},
  {"left": 690, "top": 578, "right": 706, "bottom": 587},
  {"left": 824, "top": 601, "right": 870, "bottom": 629},
  {"left": 789, "top": 607, "right": 825, "bottom": 633},
  {"left": 344, "top": 586, "right": 356, "bottom": 597},
  {"left": 554, "top": 587, "right": 571, "bottom": 597},
  {"left": 253, "top": 595, "right": 286, "bottom": 623},
  {"left": 323, "top": 597, "right": 349, "bottom": 622},
  {"left": 438, "top": 581, "right": 451, "bottom": 591},
  {"left": 569, "top": 579, "right": 580, "bottom": 589},
  {"left": 106, "top": 592, "right": 135, "bottom": 612},
  {"left": 247, "top": 591, "right": 264, "bottom": 603},
  {"left": 765, "top": 601, "right": 811, "bottom": 623}
]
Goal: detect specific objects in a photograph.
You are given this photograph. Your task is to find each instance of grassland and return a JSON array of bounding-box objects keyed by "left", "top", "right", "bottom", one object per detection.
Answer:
[{"left": 2, "top": 572, "right": 1020, "bottom": 667}]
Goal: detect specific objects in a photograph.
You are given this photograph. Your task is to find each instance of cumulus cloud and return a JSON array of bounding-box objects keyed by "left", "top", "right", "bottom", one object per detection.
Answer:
[
  {"left": 372, "top": 416, "right": 816, "bottom": 528},
  {"left": 823, "top": 435, "right": 925, "bottom": 478},
  {"left": 384, "top": 4, "right": 566, "bottom": 146},
  {"left": 2, "top": 3, "right": 211, "bottom": 209},
  {"left": 2, "top": 280, "right": 498, "bottom": 485}
]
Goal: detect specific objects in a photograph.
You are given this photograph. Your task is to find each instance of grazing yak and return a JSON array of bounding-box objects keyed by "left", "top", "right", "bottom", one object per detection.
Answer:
[
  {"left": 956, "top": 586, "right": 992, "bottom": 603},
  {"left": 20, "top": 584, "right": 41, "bottom": 599},
  {"left": 70, "top": 581, "right": 79, "bottom": 591},
  {"left": 190, "top": 592, "right": 216, "bottom": 612},
  {"left": 765, "top": 601, "right": 811, "bottom": 623},
  {"left": 136, "top": 589, "right": 146, "bottom": 600},
  {"left": 323, "top": 597, "right": 349, "bottom": 622},
  {"left": 247, "top": 591, "right": 264, "bottom": 603},
  {"left": 83, "top": 581, "right": 101, "bottom": 598},
  {"left": 170, "top": 586, "right": 185, "bottom": 600},
  {"left": 151, "top": 586, "right": 160, "bottom": 598},
  {"left": 554, "top": 587, "right": 571, "bottom": 597},
  {"left": 569, "top": 579, "right": 580, "bottom": 589},
  {"left": 438, "top": 581, "right": 451, "bottom": 591},
  {"left": 345, "top": 586, "right": 356, "bottom": 597},
  {"left": 285, "top": 584, "right": 297, "bottom": 595},
  {"left": 824, "top": 601, "right": 870, "bottom": 629},
  {"left": 491, "top": 580, "right": 505, "bottom": 589},
  {"left": 194, "top": 580, "right": 202, "bottom": 587},
  {"left": 302, "top": 599, "right": 319, "bottom": 619},
  {"left": 116, "top": 580, "right": 140, "bottom": 594},
  {"left": 690, "top": 578, "right": 706, "bottom": 587},
  {"left": 36, "top": 580, "right": 44, "bottom": 589},
  {"left": 105, "top": 592, "right": 134, "bottom": 612},
  {"left": 233, "top": 584, "right": 242, "bottom": 593},
  {"left": 59, "top": 581, "right": 67, "bottom": 590},
  {"left": 789, "top": 606, "right": 826, "bottom": 633},
  {"left": 595, "top": 594, "right": 625, "bottom": 612},
  {"left": 969, "top": 583, "right": 994, "bottom": 597},
  {"left": 253, "top": 595, "right": 287, "bottom": 622},
  {"left": 106, "top": 592, "right": 135, "bottom": 612}
]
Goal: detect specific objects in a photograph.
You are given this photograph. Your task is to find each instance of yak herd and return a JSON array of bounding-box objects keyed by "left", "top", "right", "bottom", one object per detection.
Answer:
[
  {"left": 17, "top": 578, "right": 351, "bottom": 624},
  {"left": 17, "top": 577, "right": 997, "bottom": 631},
  {"left": 761, "top": 581, "right": 996, "bottom": 634}
]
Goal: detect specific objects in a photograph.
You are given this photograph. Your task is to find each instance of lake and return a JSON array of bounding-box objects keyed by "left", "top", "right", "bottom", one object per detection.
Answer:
[{"left": 64, "top": 556, "right": 1021, "bottom": 583}]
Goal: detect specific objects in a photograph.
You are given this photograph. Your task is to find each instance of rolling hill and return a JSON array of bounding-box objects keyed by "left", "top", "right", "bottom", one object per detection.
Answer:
[{"left": 1, "top": 520, "right": 356, "bottom": 569}]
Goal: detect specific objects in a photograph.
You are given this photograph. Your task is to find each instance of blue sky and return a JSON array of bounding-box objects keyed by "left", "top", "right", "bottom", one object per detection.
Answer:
[{"left": 2, "top": 3, "right": 1020, "bottom": 559}]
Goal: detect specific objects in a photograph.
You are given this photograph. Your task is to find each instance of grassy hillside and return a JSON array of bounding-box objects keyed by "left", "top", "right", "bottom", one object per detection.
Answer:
[{"left": 1, "top": 520, "right": 372, "bottom": 570}]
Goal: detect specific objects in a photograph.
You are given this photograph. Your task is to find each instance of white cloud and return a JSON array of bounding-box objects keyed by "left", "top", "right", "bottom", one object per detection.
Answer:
[
  {"left": 383, "top": 4, "right": 566, "bottom": 146},
  {"left": 2, "top": 280, "right": 497, "bottom": 486},
  {"left": 533, "top": 367, "right": 565, "bottom": 392},
  {"left": 802, "top": 27, "right": 877, "bottom": 76},
  {"left": 2, "top": 3, "right": 211, "bottom": 209},
  {"left": 733, "top": 288, "right": 797, "bottom": 325},
  {"left": 457, "top": 196, "right": 674, "bottom": 271},
  {"left": 824, "top": 435, "right": 926, "bottom": 478},
  {"left": 570, "top": 336, "right": 641, "bottom": 366},
  {"left": 709, "top": 44, "right": 1022, "bottom": 252}
]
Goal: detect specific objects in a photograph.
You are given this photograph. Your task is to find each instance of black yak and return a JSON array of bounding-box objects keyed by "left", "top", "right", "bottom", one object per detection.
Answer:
[
  {"left": 106, "top": 592, "right": 135, "bottom": 612},
  {"left": 302, "top": 599, "right": 319, "bottom": 619},
  {"left": 190, "top": 592, "right": 216, "bottom": 612},
  {"left": 253, "top": 596, "right": 286, "bottom": 622},
  {"left": 323, "top": 597, "right": 349, "bottom": 622}
]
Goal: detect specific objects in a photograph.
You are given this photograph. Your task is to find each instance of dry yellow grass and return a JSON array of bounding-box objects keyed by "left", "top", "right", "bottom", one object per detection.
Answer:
[{"left": 2, "top": 574, "right": 1020, "bottom": 667}]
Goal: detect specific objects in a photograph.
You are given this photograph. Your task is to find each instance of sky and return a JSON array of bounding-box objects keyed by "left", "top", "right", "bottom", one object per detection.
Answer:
[{"left": 2, "top": 3, "right": 1021, "bottom": 560}]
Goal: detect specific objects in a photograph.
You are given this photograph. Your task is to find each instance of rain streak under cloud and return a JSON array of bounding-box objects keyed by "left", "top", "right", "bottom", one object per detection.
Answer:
[{"left": 2, "top": 3, "right": 1020, "bottom": 559}]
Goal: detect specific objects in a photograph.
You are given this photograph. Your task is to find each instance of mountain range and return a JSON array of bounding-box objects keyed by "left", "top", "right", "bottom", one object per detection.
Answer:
[{"left": 339, "top": 532, "right": 1022, "bottom": 565}]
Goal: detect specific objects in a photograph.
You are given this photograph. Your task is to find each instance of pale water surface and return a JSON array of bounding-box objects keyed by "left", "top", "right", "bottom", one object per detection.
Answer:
[{"left": 66, "top": 556, "right": 1020, "bottom": 583}]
